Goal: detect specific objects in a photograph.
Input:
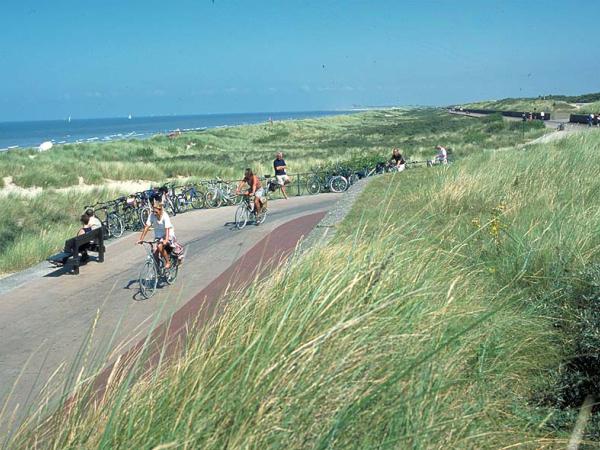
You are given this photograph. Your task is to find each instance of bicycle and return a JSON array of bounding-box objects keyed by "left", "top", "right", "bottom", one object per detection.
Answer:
[
  {"left": 84, "top": 201, "right": 124, "bottom": 239},
  {"left": 234, "top": 194, "right": 268, "bottom": 229},
  {"left": 175, "top": 184, "right": 205, "bottom": 211},
  {"left": 306, "top": 170, "right": 348, "bottom": 195},
  {"left": 138, "top": 240, "right": 180, "bottom": 299},
  {"left": 264, "top": 175, "right": 291, "bottom": 199},
  {"left": 204, "top": 178, "right": 242, "bottom": 208}
]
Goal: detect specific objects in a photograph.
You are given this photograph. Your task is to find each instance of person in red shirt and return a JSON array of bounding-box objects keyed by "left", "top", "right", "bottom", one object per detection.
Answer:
[{"left": 236, "top": 168, "right": 265, "bottom": 215}]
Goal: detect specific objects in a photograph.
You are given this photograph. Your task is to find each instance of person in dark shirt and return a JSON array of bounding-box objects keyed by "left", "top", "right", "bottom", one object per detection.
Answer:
[
  {"left": 388, "top": 148, "right": 406, "bottom": 172},
  {"left": 273, "top": 152, "right": 290, "bottom": 199}
]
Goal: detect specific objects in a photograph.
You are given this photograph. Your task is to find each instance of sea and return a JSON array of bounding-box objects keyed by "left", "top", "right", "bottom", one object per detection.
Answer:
[{"left": 0, "top": 110, "right": 355, "bottom": 151}]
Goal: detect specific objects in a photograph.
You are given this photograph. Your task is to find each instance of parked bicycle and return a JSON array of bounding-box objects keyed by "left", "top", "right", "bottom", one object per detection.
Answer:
[
  {"left": 234, "top": 194, "right": 268, "bottom": 229},
  {"left": 205, "top": 178, "right": 242, "bottom": 208},
  {"left": 175, "top": 184, "right": 205, "bottom": 211},
  {"left": 84, "top": 201, "right": 124, "bottom": 239},
  {"left": 138, "top": 240, "right": 180, "bottom": 299},
  {"left": 306, "top": 170, "right": 348, "bottom": 195}
]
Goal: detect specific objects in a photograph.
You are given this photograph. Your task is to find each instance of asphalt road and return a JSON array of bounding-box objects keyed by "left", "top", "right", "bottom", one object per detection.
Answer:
[{"left": 0, "top": 193, "right": 339, "bottom": 433}]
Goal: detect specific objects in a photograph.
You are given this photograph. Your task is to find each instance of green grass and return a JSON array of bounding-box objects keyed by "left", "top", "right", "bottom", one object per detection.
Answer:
[
  {"left": 578, "top": 100, "right": 600, "bottom": 114},
  {"left": 0, "top": 109, "right": 548, "bottom": 273},
  {"left": 8, "top": 130, "right": 600, "bottom": 449}
]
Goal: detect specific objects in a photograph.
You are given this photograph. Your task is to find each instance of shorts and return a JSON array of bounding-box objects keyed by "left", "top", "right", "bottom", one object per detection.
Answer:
[
  {"left": 276, "top": 174, "right": 289, "bottom": 185},
  {"left": 155, "top": 237, "right": 175, "bottom": 250},
  {"left": 254, "top": 187, "right": 265, "bottom": 199}
]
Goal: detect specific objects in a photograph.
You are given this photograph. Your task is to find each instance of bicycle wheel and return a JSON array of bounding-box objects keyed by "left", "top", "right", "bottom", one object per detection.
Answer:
[
  {"left": 235, "top": 205, "right": 249, "bottom": 229},
  {"left": 139, "top": 260, "right": 158, "bottom": 299},
  {"left": 190, "top": 193, "right": 204, "bottom": 209},
  {"left": 256, "top": 206, "right": 268, "bottom": 225},
  {"left": 166, "top": 198, "right": 177, "bottom": 216},
  {"left": 348, "top": 173, "right": 360, "bottom": 186},
  {"left": 306, "top": 176, "right": 321, "bottom": 195},
  {"left": 107, "top": 212, "right": 124, "bottom": 238},
  {"left": 165, "top": 256, "right": 179, "bottom": 284},
  {"left": 175, "top": 195, "right": 186, "bottom": 213},
  {"left": 205, "top": 190, "right": 222, "bottom": 208},
  {"left": 329, "top": 176, "right": 348, "bottom": 193},
  {"left": 139, "top": 206, "right": 151, "bottom": 228}
]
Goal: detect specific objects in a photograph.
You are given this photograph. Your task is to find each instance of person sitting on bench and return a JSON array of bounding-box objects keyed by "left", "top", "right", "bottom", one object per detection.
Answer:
[
  {"left": 50, "top": 215, "right": 92, "bottom": 266},
  {"left": 77, "top": 214, "right": 93, "bottom": 263},
  {"left": 85, "top": 208, "right": 103, "bottom": 231}
]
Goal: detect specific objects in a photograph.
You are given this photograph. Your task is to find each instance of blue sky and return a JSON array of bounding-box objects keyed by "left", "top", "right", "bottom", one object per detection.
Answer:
[{"left": 1, "top": 0, "right": 599, "bottom": 121}]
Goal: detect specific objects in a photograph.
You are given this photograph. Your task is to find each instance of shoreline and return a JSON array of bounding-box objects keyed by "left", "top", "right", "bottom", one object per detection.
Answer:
[{"left": 0, "top": 109, "right": 360, "bottom": 152}]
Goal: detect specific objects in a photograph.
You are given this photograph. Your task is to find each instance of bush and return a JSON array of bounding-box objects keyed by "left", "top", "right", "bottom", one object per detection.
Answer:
[{"left": 536, "top": 264, "right": 600, "bottom": 441}]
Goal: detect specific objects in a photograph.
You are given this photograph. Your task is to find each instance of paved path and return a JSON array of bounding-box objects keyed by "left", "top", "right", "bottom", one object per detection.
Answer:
[{"left": 0, "top": 193, "right": 338, "bottom": 433}]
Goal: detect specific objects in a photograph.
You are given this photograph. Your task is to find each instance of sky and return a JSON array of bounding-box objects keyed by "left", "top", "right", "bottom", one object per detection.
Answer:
[{"left": 1, "top": 0, "right": 599, "bottom": 121}]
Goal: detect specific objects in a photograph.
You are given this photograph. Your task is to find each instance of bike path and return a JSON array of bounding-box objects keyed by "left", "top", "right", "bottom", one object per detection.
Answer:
[{"left": 0, "top": 193, "right": 338, "bottom": 433}]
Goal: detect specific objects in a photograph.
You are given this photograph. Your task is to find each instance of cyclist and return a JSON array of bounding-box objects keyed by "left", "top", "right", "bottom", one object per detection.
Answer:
[
  {"left": 236, "top": 168, "right": 265, "bottom": 216},
  {"left": 273, "top": 151, "right": 290, "bottom": 199},
  {"left": 137, "top": 203, "right": 175, "bottom": 269},
  {"left": 389, "top": 148, "right": 406, "bottom": 172}
]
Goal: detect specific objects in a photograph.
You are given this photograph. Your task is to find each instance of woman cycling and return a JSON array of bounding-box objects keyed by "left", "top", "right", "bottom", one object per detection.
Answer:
[{"left": 137, "top": 203, "right": 176, "bottom": 269}]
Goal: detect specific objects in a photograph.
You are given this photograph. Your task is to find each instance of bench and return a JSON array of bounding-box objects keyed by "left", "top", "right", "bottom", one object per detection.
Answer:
[{"left": 48, "top": 227, "right": 105, "bottom": 274}]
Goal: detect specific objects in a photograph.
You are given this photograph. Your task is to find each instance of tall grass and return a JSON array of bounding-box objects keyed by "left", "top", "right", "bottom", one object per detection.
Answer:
[{"left": 8, "top": 130, "right": 600, "bottom": 448}]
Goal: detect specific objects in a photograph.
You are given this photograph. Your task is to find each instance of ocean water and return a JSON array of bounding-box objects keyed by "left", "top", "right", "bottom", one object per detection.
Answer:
[{"left": 0, "top": 110, "right": 355, "bottom": 151}]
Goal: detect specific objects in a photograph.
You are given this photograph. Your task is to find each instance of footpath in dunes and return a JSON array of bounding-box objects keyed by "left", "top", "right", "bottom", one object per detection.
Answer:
[{"left": 0, "top": 193, "right": 338, "bottom": 431}]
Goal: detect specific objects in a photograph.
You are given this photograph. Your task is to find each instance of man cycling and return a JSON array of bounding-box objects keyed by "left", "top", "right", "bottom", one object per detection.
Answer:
[
  {"left": 236, "top": 168, "right": 265, "bottom": 216},
  {"left": 137, "top": 203, "right": 175, "bottom": 269}
]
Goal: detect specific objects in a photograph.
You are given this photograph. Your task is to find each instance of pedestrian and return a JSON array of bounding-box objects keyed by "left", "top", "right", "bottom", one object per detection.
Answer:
[
  {"left": 273, "top": 152, "right": 290, "bottom": 199},
  {"left": 589, "top": 113, "right": 594, "bottom": 127}
]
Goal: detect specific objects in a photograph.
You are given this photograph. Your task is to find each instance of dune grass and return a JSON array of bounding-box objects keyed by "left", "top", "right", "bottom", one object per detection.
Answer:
[
  {"left": 579, "top": 100, "right": 600, "bottom": 114},
  {"left": 7, "top": 130, "right": 600, "bottom": 449},
  {"left": 0, "top": 109, "right": 547, "bottom": 274}
]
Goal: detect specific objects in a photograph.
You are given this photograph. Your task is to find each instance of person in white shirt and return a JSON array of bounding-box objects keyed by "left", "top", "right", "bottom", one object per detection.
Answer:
[
  {"left": 434, "top": 145, "right": 448, "bottom": 164},
  {"left": 85, "top": 208, "right": 103, "bottom": 231},
  {"left": 137, "top": 203, "right": 176, "bottom": 269}
]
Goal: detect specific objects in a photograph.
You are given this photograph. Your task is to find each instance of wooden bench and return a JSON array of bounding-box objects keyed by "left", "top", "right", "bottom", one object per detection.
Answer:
[{"left": 48, "top": 228, "right": 105, "bottom": 274}]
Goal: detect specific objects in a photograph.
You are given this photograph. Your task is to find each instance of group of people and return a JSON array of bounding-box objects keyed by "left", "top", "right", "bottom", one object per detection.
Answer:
[
  {"left": 134, "top": 151, "right": 291, "bottom": 269},
  {"left": 71, "top": 146, "right": 452, "bottom": 272},
  {"left": 386, "top": 145, "right": 448, "bottom": 171},
  {"left": 588, "top": 113, "right": 600, "bottom": 127}
]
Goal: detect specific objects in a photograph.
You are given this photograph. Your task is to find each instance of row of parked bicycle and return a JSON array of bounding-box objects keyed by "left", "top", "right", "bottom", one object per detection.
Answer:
[{"left": 84, "top": 158, "right": 434, "bottom": 241}]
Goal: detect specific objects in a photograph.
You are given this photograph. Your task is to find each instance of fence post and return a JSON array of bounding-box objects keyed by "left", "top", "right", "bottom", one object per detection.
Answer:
[{"left": 297, "top": 174, "right": 301, "bottom": 197}]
